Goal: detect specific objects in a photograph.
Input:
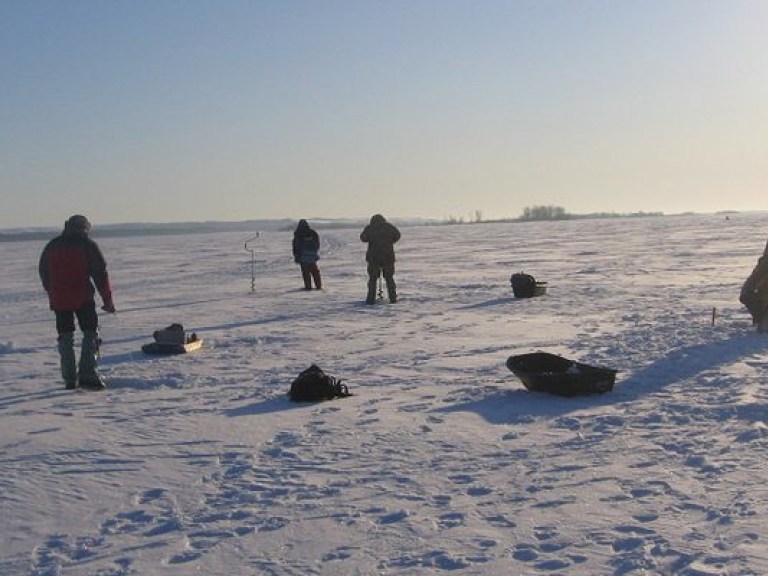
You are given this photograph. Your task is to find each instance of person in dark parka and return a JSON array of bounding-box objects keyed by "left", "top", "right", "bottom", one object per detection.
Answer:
[
  {"left": 292, "top": 219, "right": 322, "bottom": 290},
  {"left": 740, "top": 239, "right": 768, "bottom": 332},
  {"left": 39, "top": 215, "right": 115, "bottom": 389},
  {"left": 360, "top": 214, "right": 401, "bottom": 304}
]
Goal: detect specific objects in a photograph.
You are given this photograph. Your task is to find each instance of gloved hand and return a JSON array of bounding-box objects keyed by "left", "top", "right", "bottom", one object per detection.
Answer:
[{"left": 102, "top": 301, "right": 116, "bottom": 314}]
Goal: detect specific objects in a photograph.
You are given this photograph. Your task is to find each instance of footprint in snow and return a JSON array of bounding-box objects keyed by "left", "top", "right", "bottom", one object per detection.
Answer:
[
  {"left": 101, "top": 510, "right": 154, "bottom": 536},
  {"left": 436, "top": 512, "right": 465, "bottom": 529},
  {"left": 144, "top": 518, "right": 183, "bottom": 537},
  {"left": 168, "top": 550, "right": 202, "bottom": 564},
  {"left": 448, "top": 474, "right": 475, "bottom": 485},
  {"left": 431, "top": 494, "right": 452, "bottom": 506},
  {"left": 632, "top": 513, "right": 659, "bottom": 523},
  {"left": 533, "top": 496, "right": 578, "bottom": 509},
  {"left": 612, "top": 536, "right": 646, "bottom": 552},
  {"left": 615, "top": 524, "right": 657, "bottom": 536},
  {"left": 467, "top": 485, "right": 493, "bottom": 497},
  {"left": 484, "top": 513, "right": 516, "bottom": 528},
  {"left": 533, "top": 525, "right": 559, "bottom": 540},
  {"left": 317, "top": 405, "right": 341, "bottom": 414},
  {"left": 322, "top": 546, "right": 356, "bottom": 561},
  {"left": 138, "top": 487, "right": 165, "bottom": 504},
  {"left": 512, "top": 543, "right": 539, "bottom": 562},
  {"left": 535, "top": 558, "right": 572, "bottom": 571},
  {"left": 378, "top": 509, "right": 409, "bottom": 524}
]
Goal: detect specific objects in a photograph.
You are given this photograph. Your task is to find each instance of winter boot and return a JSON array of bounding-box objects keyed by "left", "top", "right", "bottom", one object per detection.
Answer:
[
  {"left": 301, "top": 265, "right": 313, "bottom": 290},
  {"left": 78, "top": 330, "right": 105, "bottom": 390},
  {"left": 58, "top": 331, "right": 77, "bottom": 389},
  {"left": 366, "top": 277, "right": 377, "bottom": 304},
  {"left": 385, "top": 277, "right": 397, "bottom": 304}
]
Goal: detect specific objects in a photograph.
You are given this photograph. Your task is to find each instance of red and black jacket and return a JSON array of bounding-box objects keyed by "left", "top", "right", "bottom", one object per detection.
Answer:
[{"left": 39, "top": 231, "right": 113, "bottom": 312}]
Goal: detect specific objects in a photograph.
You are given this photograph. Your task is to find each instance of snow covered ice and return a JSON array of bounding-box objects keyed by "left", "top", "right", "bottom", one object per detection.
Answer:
[{"left": 2, "top": 213, "right": 768, "bottom": 575}]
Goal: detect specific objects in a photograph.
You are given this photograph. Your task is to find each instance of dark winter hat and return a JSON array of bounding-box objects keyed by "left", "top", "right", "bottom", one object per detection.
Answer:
[
  {"left": 64, "top": 214, "right": 91, "bottom": 234},
  {"left": 370, "top": 214, "right": 386, "bottom": 225},
  {"left": 296, "top": 219, "right": 309, "bottom": 230}
]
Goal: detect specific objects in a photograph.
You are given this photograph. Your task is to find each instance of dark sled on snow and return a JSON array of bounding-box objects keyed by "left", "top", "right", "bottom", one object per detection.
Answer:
[
  {"left": 506, "top": 352, "right": 617, "bottom": 397},
  {"left": 141, "top": 324, "right": 203, "bottom": 355},
  {"left": 141, "top": 338, "right": 203, "bottom": 355}
]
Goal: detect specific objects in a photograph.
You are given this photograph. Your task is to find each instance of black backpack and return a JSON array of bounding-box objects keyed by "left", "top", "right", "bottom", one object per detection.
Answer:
[
  {"left": 288, "top": 364, "right": 351, "bottom": 402},
  {"left": 511, "top": 272, "right": 547, "bottom": 298},
  {"left": 153, "top": 323, "right": 186, "bottom": 345},
  {"left": 511, "top": 272, "right": 537, "bottom": 298}
]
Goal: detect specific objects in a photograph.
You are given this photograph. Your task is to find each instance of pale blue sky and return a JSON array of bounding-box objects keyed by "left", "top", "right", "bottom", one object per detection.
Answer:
[{"left": 1, "top": 1, "right": 766, "bottom": 228}]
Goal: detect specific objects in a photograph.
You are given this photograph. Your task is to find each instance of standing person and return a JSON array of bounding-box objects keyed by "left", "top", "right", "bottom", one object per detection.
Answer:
[
  {"left": 292, "top": 219, "right": 322, "bottom": 290},
  {"left": 39, "top": 215, "right": 116, "bottom": 389},
  {"left": 360, "top": 214, "right": 401, "bottom": 304},
  {"left": 740, "top": 240, "right": 768, "bottom": 332}
]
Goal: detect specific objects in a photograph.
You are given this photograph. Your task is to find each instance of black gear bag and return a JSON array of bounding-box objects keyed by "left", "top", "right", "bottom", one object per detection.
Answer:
[
  {"left": 511, "top": 272, "right": 547, "bottom": 298},
  {"left": 288, "top": 364, "right": 351, "bottom": 402}
]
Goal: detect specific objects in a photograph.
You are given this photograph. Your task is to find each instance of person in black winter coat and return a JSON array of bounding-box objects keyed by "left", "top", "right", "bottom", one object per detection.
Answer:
[
  {"left": 360, "top": 214, "right": 401, "bottom": 304},
  {"left": 292, "top": 219, "right": 322, "bottom": 290}
]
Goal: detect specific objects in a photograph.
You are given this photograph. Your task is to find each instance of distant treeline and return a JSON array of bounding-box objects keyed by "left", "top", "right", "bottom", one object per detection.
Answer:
[
  {"left": 439, "top": 205, "right": 664, "bottom": 225},
  {"left": 520, "top": 205, "right": 569, "bottom": 221},
  {"left": 517, "top": 205, "right": 664, "bottom": 222}
]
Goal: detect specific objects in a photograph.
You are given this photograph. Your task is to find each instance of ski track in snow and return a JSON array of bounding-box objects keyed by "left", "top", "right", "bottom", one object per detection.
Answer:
[{"left": 2, "top": 214, "right": 768, "bottom": 575}]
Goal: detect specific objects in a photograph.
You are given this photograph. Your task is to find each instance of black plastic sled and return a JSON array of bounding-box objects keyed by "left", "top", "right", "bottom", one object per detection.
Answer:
[
  {"left": 141, "top": 336, "right": 203, "bottom": 355},
  {"left": 141, "top": 323, "right": 202, "bottom": 356},
  {"left": 506, "top": 352, "right": 617, "bottom": 397}
]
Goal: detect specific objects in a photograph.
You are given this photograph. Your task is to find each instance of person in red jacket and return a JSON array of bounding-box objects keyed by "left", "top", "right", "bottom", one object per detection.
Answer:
[{"left": 39, "top": 215, "right": 116, "bottom": 389}]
